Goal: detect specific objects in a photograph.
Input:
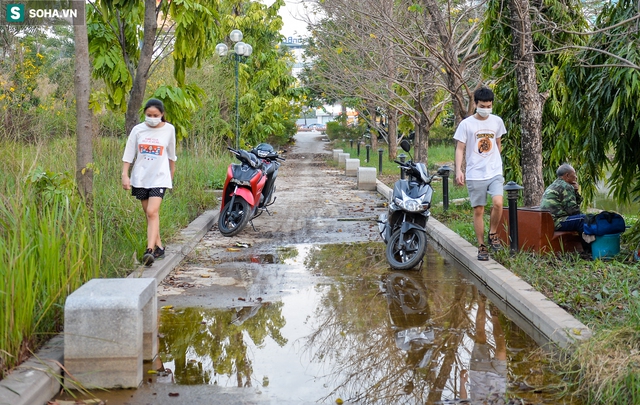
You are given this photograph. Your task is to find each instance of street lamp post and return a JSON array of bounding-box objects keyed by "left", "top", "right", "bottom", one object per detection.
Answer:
[{"left": 215, "top": 29, "right": 253, "bottom": 150}]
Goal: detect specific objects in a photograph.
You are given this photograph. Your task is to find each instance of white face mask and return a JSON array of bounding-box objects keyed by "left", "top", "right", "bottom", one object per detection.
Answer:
[
  {"left": 145, "top": 116, "right": 162, "bottom": 127},
  {"left": 476, "top": 108, "right": 492, "bottom": 118}
]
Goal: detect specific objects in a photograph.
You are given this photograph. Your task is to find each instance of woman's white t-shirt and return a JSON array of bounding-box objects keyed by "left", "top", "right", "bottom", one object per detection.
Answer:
[
  {"left": 453, "top": 114, "right": 506, "bottom": 181},
  {"left": 122, "top": 122, "right": 177, "bottom": 188}
]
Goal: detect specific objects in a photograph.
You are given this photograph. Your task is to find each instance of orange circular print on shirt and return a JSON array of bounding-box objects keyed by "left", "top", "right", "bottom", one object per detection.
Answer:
[{"left": 477, "top": 138, "right": 492, "bottom": 154}]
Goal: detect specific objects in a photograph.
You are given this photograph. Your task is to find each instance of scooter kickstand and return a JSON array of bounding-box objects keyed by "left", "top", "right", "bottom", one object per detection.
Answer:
[{"left": 249, "top": 220, "right": 257, "bottom": 232}]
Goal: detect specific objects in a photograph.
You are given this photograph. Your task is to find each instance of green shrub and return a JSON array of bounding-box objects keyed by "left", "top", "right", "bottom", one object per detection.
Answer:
[{"left": 326, "top": 121, "right": 362, "bottom": 141}]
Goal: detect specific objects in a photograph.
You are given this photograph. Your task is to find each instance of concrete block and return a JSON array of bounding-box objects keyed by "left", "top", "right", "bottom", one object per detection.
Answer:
[
  {"left": 332, "top": 149, "right": 343, "bottom": 161},
  {"left": 345, "top": 158, "right": 360, "bottom": 176},
  {"left": 64, "top": 278, "right": 157, "bottom": 389},
  {"left": 338, "top": 153, "right": 350, "bottom": 164},
  {"left": 357, "top": 167, "right": 377, "bottom": 190}
]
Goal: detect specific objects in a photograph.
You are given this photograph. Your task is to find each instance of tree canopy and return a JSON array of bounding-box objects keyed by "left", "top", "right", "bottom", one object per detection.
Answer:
[
  {"left": 560, "top": 0, "right": 640, "bottom": 209},
  {"left": 86, "top": 0, "right": 301, "bottom": 144}
]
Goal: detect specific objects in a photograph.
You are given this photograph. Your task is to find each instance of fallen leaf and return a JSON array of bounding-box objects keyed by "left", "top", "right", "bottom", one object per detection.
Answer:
[
  {"left": 200, "top": 274, "right": 210, "bottom": 278},
  {"left": 161, "top": 305, "right": 174, "bottom": 310},
  {"left": 148, "top": 370, "right": 158, "bottom": 374},
  {"left": 168, "top": 392, "right": 180, "bottom": 397},
  {"left": 226, "top": 247, "right": 241, "bottom": 252}
]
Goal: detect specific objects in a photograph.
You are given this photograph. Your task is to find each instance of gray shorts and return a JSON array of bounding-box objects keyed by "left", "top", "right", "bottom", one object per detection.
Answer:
[{"left": 467, "top": 175, "right": 504, "bottom": 207}]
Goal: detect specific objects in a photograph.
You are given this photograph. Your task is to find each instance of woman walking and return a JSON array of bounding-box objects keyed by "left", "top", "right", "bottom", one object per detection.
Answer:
[{"left": 121, "top": 98, "right": 177, "bottom": 266}]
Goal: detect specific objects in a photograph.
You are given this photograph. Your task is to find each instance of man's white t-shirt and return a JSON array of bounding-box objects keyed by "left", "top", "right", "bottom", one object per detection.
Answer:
[
  {"left": 122, "top": 122, "right": 177, "bottom": 189},
  {"left": 453, "top": 114, "right": 506, "bottom": 181}
]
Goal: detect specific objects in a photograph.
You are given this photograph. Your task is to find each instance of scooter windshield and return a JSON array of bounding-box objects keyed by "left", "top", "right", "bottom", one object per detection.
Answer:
[{"left": 415, "top": 163, "right": 429, "bottom": 183}]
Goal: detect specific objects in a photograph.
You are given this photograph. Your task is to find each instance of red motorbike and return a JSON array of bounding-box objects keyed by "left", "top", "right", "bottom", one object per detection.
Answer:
[{"left": 218, "top": 144, "right": 284, "bottom": 236}]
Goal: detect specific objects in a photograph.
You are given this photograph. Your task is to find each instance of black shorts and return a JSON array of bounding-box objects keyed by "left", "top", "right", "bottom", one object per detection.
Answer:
[{"left": 131, "top": 187, "right": 167, "bottom": 200}]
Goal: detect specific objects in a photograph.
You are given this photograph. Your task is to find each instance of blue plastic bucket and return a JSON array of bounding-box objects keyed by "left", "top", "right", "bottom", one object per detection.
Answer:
[{"left": 591, "top": 233, "right": 621, "bottom": 260}]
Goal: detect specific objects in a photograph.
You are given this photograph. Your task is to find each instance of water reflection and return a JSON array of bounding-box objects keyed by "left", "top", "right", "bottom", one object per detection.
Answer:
[
  {"left": 460, "top": 294, "right": 508, "bottom": 403},
  {"left": 159, "top": 301, "right": 286, "bottom": 386},
  {"left": 158, "top": 243, "right": 581, "bottom": 404}
]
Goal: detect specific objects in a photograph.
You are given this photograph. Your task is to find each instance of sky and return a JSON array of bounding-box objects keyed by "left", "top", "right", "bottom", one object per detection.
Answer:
[
  {"left": 279, "top": 0, "right": 311, "bottom": 39},
  {"left": 263, "top": 0, "right": 313, "bottom": 40}
]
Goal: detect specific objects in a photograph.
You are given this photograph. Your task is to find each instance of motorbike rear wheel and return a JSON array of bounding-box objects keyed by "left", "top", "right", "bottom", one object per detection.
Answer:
[
  {"left": 386, "top": 228, "right": 427, "bottom": 270},
  {"left": 218, "top": 197, "right": 252, "bottom": 237}
]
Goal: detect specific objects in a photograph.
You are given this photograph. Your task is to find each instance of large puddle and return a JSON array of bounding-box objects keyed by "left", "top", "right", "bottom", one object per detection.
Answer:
[
  {"left": 152, "top": 243, "right": 582, "bottom": 404},
  {"left": 54, "top": 242, "right": 582, "bottom": 404}
]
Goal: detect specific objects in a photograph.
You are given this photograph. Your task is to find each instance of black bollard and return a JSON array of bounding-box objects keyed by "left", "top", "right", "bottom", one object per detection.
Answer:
[
  {"left": 398, "top": 153, "right": 407, "bottom": 179},
  {"left": 366, "top": 144, "right": 371, "bottom": 163},
  {"left": 357, "top": 142, "right": 361, "bottom": 156},
  {"left": 437, "top": 165, "right": 452, "bottom": 212},
  {"left": 350, "top": 139, "right": 354, "bottom": 149},
  {"left": 378, "top": 148, "right": 384, "bottom": 174},
  {"left": 504, "top": 181, "right": 524, "bottom": 253}
]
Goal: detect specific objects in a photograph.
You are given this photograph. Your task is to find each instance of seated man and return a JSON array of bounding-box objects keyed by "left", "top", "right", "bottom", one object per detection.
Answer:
[{"left": 540, "top": 163, "right": 587, "bottom": 232}]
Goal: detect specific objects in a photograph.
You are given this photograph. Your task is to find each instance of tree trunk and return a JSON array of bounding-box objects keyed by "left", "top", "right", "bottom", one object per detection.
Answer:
[
  {"left": 124, "top": 0, "right": 158, "bottom": 136},
  {"left": 414, "top": 113, "right": 429, "bottom": 164},
  {"left": 509, "top": 0, "right": 545, "bottom": 206},
  {"left": 74, "top": 12, "right": 93, "bottom": 201},
  {"left": 387, "top": 108, "right": 397, "bottom": 160}
]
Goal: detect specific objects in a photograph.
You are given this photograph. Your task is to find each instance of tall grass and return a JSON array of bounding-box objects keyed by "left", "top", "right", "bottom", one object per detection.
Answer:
[
  {"left": 559, "top": 328, "right": 640, "bottom": 405},
  {"left": 0, "top": 134, "right": 225, "bottom": 377},
  {"left": 0, "top": 172, "right": 102, "bottom": 377},
  {"left": 89, "top": 136, "right": 221, "bottom": 276}
]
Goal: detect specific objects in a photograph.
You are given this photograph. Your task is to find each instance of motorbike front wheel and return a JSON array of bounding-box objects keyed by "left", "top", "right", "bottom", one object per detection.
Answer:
[
  {"left": 386, "top": 229, "right": 427, "bottom": 270},
  {"left": 218, "top": 197, "right": 252, "bottom": 237}
]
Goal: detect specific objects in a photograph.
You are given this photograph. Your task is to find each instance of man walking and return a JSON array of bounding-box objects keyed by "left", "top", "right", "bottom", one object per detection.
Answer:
[{"left": 454, "top": 87, "right": 507, "bottom": 261}]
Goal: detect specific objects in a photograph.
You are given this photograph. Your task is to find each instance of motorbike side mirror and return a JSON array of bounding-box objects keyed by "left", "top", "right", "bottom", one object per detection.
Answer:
[{"left": 400, "top": 139, "right": 411, "bottom": 152}]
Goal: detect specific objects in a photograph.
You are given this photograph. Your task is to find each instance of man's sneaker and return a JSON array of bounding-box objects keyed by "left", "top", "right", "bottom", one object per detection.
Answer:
[
  {"left": 477, "top": 244, "right": 490, "bottom": 261},
  {"left": 488, "top": 233, "right": 503, "bottom": 251},
  {"left": 153, "top": 246, "right": 165, "bottom": 260},
  {"left": 142, "top": 248, "right": 155, "bottom": 267}
]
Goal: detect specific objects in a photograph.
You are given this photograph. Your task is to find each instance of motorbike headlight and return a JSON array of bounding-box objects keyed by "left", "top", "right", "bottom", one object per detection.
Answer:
[{"left": 395, "top": 196, "right": 427, "bottom": 212}]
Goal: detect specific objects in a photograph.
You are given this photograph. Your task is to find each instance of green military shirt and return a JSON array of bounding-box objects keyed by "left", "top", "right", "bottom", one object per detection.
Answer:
[{"left": 540, "top": 178, "right": 583, "bottom": 229}]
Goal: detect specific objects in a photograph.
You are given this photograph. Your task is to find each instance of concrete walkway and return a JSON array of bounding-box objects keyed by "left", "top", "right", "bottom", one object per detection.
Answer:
[{"left": 0, "top": 155, "right": 591, "bottom": 405}]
